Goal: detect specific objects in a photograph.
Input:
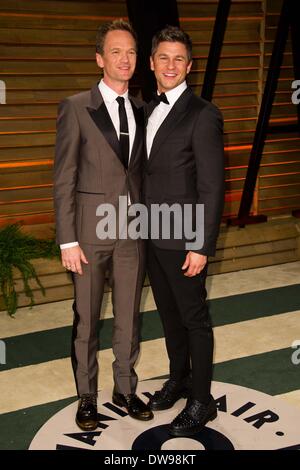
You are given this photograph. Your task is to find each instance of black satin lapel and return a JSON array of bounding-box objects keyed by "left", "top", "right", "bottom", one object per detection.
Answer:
[
  {"left": 87, "top": 102, "right": 122, "bottom": 163},
  {"left": 145, "top": 100, "right": 157, "bottom": 125},
  {"left": 129, "top": 101, "right": 144, "bottom": 166}
]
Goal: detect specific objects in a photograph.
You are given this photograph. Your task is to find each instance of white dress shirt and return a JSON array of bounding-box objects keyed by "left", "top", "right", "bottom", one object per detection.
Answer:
[
  {"left": 60, "top": 79, "right": 136, "bottom": 249},
  {"left": 146, "top": 81, "right": 187, "bottom": 157},
  {"left": 98, "top": 79, "right": 136, "bottom": 158}
]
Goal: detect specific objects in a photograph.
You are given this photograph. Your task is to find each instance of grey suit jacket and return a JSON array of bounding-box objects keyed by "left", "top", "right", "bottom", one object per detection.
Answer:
[{"left": 54, "top": 83, "right": 144, "bottom": 245}]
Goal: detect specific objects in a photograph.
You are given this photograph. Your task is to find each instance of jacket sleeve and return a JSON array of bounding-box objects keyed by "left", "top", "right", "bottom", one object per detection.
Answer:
[
  {"left": 53, "top": 98, "right": 81, "bottom": 245},
  {"left": 192, "top": 102, "right": 225, "bottom": 256}
]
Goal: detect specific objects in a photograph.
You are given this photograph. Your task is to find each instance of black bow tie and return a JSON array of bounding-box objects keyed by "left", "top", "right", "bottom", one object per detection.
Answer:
[{"left": 152, "top": 92, "right": 169, "bottom": 105}]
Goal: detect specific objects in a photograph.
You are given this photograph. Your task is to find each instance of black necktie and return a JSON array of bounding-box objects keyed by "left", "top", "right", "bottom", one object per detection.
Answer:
[
  {"left": 152, "top": 92, "right": 169, "bottom": 106},
  {"left": 116, "top": 96, "right": 129, "bottom": 169}
]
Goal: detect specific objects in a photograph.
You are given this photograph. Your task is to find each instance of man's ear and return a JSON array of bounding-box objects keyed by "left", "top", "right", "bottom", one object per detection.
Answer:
[
  {"left": 187, "top": 60, "right": 193, "bottom": 75},
  {"left": 96, "top": 52, "right": 104, "bottom": 69},
  {"left": 150, "top": 56, "right": 154, "bottom": 72}
]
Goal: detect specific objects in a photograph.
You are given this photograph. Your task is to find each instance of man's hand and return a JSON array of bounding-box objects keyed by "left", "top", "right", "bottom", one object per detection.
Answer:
[
  {"left": 181, "top": 251, "right": 207, "bottom": 277},
  {"left": 61, "top": 245, "right": 88, "bottom": 275}
]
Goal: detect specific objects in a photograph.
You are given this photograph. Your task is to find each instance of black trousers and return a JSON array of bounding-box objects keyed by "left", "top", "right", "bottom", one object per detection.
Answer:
[{"left": 147, "top": 241, "right": 214, "bottom": 402}]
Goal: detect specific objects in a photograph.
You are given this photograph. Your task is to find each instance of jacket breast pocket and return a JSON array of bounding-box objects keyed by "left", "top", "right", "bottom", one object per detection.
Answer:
[{"left": 164, "top": 138, "right": 186, "bottom": 146}]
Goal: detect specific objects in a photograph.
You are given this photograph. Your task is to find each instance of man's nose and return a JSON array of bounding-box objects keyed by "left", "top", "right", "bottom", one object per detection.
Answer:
[
  {"left": 167, "top": 60, "right": 175, "bottom": 69},
  {"left": 120, "top": 53, "right": 130, "bottom": 63}
]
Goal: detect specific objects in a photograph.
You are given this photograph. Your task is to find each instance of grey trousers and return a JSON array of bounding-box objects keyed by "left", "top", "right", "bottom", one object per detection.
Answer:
[{"left": 71, "top": 238, "right": 145, "bottom": 397}]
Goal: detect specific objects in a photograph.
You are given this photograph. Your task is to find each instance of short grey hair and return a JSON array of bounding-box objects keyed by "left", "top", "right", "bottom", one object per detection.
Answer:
[{"left": 96, "top": 19, "right": 137, "bottom": 55}]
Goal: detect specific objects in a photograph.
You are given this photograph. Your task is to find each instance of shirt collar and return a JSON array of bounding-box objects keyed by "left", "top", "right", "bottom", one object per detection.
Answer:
[
  {"left": 99, "top": 79, "right": 129, "bottom": 104},
  {"left": 161, "top": 81, "right": 187, "bottom": 107}
]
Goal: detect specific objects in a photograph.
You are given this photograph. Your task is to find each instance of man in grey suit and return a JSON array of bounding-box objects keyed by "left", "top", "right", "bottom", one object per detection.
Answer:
[
  {"left": 54, "top": 19, "right": 153, "bottom": 431},
  {"left": 144, "top": 26, "right": 224, "bottom": 437}
]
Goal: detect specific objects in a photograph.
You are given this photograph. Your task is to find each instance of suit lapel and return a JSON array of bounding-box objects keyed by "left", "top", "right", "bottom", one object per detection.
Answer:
[
  {"left": 129, "top": 99, "right": 144, "bottom": 167},
  {"left": 86, "top": 83, "right": 122, "bottom": 165},
  {"left": 148, "top": 87, "right": 193, "bottom": 162},
  {"left": 146, "top": 100, "right": 157, "bottom": 125},
  {"left": 87, "top": 84, "right": 144, "bottom": 169}
]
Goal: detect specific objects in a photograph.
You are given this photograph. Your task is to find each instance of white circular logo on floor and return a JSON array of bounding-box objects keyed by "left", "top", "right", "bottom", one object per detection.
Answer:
[{"left": 29, "top": 380, "right": 300, "bottom": 450}]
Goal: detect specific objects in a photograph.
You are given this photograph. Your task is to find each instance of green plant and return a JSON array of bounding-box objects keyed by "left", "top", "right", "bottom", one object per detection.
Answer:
[{"left": 0, "top": 224, "right": 60, "bottom": 316}]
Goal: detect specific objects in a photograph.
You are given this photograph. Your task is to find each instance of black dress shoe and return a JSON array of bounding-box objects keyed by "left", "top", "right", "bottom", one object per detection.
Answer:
[
  {"left": 149, "top": 378, "right": 191, "bottom": 411},
  {"left": 75, "top": 393, "right": 98, "bottom": 431},
  {"left": 112, "top": 390, "right": 154, "bottom": 421},
  {"left": 169, "top": 396, "right": 217, "bottom": 437}
]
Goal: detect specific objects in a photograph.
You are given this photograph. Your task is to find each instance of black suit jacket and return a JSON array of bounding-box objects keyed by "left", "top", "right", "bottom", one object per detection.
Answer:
[{"left": 143, "top": 87, "right": 224, "bottom": 256}]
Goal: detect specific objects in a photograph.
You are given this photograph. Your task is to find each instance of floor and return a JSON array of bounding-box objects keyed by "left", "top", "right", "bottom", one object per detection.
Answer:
[{"left": 0, "top": 261, "right": 300, "bottom": 449}]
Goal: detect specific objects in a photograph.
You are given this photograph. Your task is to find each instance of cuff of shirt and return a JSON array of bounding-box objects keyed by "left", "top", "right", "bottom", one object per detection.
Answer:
[{"left": 60, "top": 242, "right": 79, "bottom": 249}]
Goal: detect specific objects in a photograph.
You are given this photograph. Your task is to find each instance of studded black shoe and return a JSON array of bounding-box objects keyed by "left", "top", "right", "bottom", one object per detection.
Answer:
[
  {"left": 169, "top": 396, "right": 217, "bottom": 437},
  {"left": 149, "top": 378, "right": 191, "bottom": 411}
]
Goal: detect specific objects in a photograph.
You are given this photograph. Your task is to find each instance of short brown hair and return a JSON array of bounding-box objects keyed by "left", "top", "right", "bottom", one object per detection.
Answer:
[
  {"left": 96, "top": 19, "right": 137, "bottom": 55},
  {"left": 151, "top": 26, "right": 193, "bottom": 62}
]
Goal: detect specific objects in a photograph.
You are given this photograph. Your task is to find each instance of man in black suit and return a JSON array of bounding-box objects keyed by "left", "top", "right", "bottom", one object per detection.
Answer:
[{"left": 144, "top": 26, "right": 224, "bottom": 437}]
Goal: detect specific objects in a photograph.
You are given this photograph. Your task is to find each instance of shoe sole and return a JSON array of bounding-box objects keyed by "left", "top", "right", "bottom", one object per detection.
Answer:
[
  {"left": 150, "top": 390, "right": 189, "bottom": 411},
  {"left": 112, "top": 398, "right": 154, "bottom": 421},
  {"left": 168, "top": 410, "right": 217, "bottom": 437}
]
